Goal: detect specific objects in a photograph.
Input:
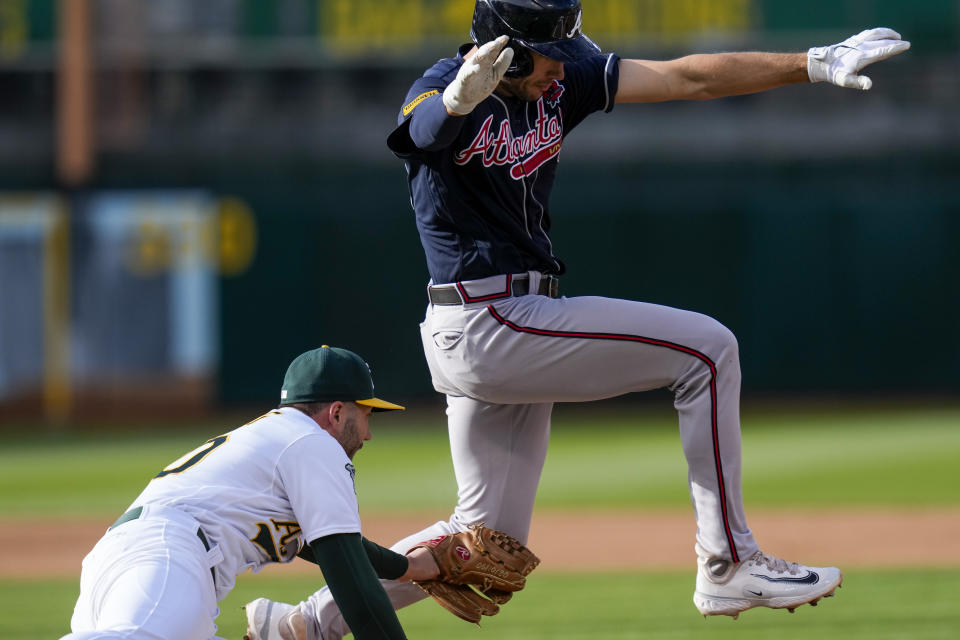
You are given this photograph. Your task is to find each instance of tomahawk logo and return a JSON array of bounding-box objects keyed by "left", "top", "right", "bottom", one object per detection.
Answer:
[
  {"left": 543, "top": 80, "right": 565, "bottom": 108},
  {"left": 455, "top": 99, "right": 563, "bottom": 180}
]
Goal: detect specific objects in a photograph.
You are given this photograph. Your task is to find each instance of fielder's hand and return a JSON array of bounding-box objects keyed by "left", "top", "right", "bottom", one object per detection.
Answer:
[
  {"left": 443, "top": 35, "right": 514, "bottom": 115},
  {"left": 807, "top": 28, "right": 910, "bottom": 90},
  {"left": 408, "top": 525, "right": 540, "bottom": 624}
]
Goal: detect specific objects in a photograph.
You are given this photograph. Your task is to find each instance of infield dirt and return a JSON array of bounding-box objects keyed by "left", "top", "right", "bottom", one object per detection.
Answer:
[{"left": 5, "top": 508, "right": 959, "bottom": 578}]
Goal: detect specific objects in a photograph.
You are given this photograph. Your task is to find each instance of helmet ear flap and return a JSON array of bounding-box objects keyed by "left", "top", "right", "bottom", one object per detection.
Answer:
[{"left": 504, "top": 41, "right": 533, "bottom": 77}]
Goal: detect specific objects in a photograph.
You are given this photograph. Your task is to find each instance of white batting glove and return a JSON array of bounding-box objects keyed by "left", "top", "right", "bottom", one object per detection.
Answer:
[
  {"left": 808, "top": 27, "right": 910, "bottom": 90},
  {"left": 443, "top": 35, "right": 515, "bottom": 115}
]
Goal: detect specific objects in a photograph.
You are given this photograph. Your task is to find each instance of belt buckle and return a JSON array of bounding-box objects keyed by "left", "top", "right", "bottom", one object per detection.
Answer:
[{"left": 544, "top": 275, "right": 559, "bottom": 298}]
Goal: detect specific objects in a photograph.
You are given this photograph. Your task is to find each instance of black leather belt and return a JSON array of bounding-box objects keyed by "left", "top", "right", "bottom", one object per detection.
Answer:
[
  {"left": 110, "top": 506, "right": 215, "bottom": 584},
  {"left": 428, "top": 274, "right": 559, "bottom": 305}
]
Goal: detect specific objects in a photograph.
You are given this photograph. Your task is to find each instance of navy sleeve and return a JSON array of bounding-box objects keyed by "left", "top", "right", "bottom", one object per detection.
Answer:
[
  {"left": 559, "top": 52, "right": 620, "bottom": 133},
  {"left": 407, "top": 94, "right": 467, "bottom": 152},
  {"left": 388, "top": 61, "right": 467, "bottom": 157}
]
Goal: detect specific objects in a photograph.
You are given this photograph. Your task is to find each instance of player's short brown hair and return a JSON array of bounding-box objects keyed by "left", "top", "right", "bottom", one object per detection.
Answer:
[{"left": 280, "top": 401, "right": 332, "bottom": 420}]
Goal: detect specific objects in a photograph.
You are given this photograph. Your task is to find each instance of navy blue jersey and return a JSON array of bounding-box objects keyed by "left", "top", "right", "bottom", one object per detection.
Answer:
[{"left": 388, "top": 46, "right": 620, "bottom": 285}]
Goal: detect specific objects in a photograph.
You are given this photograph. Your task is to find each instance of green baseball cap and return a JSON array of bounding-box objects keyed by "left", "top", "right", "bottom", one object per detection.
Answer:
[{"left": 280, "top": 345, "right": 405, "bottom": 411}]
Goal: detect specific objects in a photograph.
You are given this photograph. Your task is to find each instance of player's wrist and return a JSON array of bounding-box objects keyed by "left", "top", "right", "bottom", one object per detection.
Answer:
[
  {"left": 401, "top": 547, "right": 440, "bottom": 582},
  {"left": 806, "top": 47, "right": 829, "bottom": 84},
  {"left": 442, "top": 86, "right": 475, "bottom": 116}
]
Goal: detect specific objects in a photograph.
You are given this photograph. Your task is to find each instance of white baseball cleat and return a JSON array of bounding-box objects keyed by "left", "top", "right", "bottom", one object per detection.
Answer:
[
  {"left": 243, "top": 597, "right": 306, "bottom": 640},
  {"left": 693, "top": 545, "right": 843, "bottom": 619}
]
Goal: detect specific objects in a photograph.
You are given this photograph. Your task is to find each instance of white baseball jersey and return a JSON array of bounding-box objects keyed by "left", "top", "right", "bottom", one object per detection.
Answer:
[
  {"left": 65, "top": 407, "right": 364, "bottom": 639},
  {"left": 131, "top": 407, "right": 362, "bottom": 599}
]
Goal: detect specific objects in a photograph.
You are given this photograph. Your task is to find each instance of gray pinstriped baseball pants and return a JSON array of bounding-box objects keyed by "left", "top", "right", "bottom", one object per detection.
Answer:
[{"left": 301, "top": 271, "right": 759, "bottom": 640}]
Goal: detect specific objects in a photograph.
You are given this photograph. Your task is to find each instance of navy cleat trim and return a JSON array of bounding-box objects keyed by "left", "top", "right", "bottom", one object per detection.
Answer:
[{"left": 750, "top": 570, "right": 820, "bottom": 584}]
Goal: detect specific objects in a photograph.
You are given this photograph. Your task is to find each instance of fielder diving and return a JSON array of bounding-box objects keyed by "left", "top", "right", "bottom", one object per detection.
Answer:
[{"left": 61, "top": 346, "right": 442, "bottom": 640}]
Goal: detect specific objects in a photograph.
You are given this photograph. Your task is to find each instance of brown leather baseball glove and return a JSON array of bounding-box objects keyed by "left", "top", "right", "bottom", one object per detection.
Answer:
[{"left": 409, "top": 525, "right": 540, "bottom": 624}]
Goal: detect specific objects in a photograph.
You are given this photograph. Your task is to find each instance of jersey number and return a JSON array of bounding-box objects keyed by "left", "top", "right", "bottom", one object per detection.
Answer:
[{"left": 155, "top": 435, "right": 229, "bottom": 478}]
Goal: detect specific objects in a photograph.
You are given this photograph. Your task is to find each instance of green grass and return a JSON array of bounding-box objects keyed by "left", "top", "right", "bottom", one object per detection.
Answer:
[
  {"left": 2, "top": 403, "right": 957, "bottom": 517},
  {"left": 0, "top": 431, "right": 228, "bottom": 516},
  {"left": 9, "top": 569, "right": 959, "bottom": 640},
  {"left": 2, "top": 402, "right": 959, "bottom": 639},
  {"left": 0, "top": 405, "right": 960, "bottom": 517}
]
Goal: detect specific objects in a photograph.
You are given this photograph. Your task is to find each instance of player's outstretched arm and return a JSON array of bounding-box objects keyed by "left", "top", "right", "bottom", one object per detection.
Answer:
[
  {"left": 616, "top": 27, "right": 909, "bottom": 104},
  {"left": 310, "top": 534, "right": 408, "bottom": 639}
]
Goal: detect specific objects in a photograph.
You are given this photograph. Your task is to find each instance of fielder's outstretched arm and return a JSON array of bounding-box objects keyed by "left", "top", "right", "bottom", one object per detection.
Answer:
[
  {"left": 299, "top": 535, "right": 439, "bottom": 581},
  {"left": 616, "top": 27, "right": 910, "bottom": 104},
  {"left": 308, "top": 534, "right": 409, "bottom": 639}
]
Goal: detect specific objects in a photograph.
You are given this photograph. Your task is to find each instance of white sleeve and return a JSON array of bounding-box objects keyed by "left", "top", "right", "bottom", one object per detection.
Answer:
[{"left": 277, "top": 434, "right": 362, "bottom": 543}]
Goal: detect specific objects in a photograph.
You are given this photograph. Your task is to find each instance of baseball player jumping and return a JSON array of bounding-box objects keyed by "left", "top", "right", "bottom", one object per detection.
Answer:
[
  {"left": 60, "top": 346, "right": 442, "bottom": 640},
  {"left": 244, "top": 1, "right": 910, "bottom": 637}
]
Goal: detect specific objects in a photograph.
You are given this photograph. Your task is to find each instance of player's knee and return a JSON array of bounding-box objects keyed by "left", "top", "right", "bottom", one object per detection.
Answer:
[
  {"left": 696, "top": 317, "right": 739, "bottom": 362},
  {"left": 691, "top": 318, "right": 740, "bottom": 376},
  {"left": 671, "top": 320, "right": 740, "bottom": 402},
  {"left": 712, "top": 321, "right": 739, "bottom": 357}
]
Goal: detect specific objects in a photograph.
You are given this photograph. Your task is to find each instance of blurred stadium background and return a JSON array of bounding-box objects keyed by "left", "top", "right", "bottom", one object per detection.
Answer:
[{"left": 0, "top": 0, "right": 957, "bottom": 424}]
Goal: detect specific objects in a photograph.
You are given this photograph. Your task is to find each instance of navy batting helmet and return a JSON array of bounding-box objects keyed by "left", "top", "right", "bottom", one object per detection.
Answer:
[{"left": 470, "top": 0, "right": 601, "bottom": 77}]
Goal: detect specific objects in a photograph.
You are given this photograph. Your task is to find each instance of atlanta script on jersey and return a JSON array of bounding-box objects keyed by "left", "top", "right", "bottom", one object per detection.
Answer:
[{"left": 388, "top": 46, "right": 620, "bottom": 285}]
